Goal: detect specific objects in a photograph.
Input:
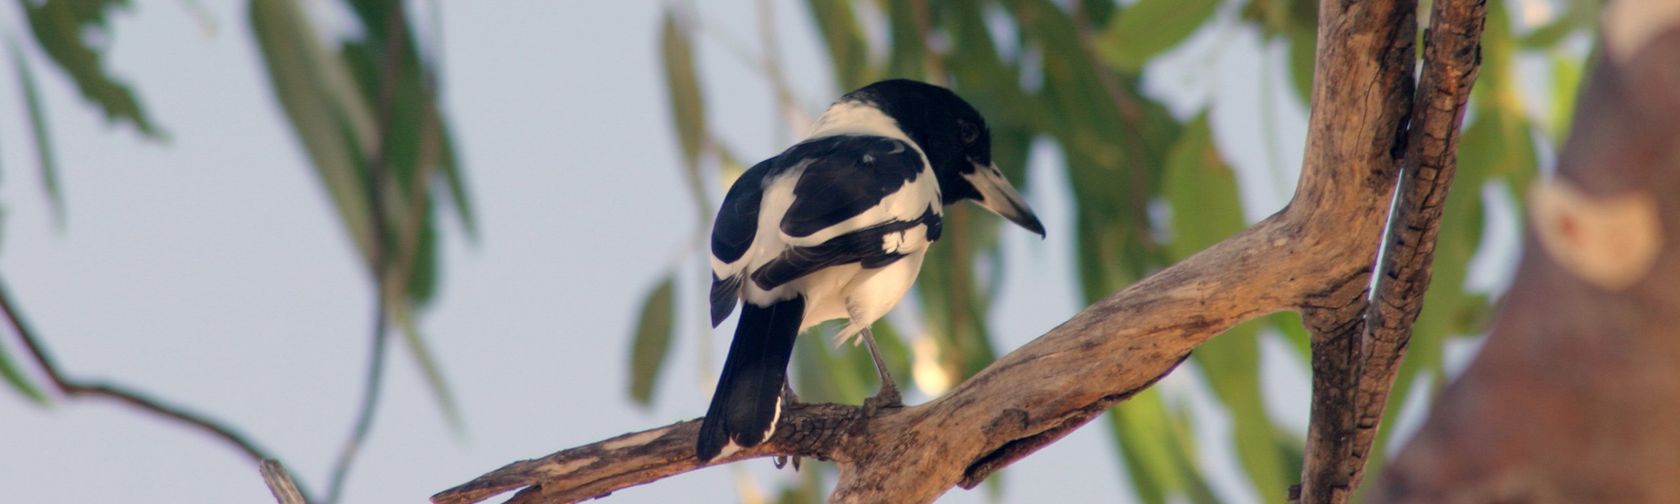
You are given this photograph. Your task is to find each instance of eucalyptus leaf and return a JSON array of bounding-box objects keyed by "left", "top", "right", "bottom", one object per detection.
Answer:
[
  {"left": 1287, "top": 26, "right": 1317, "bottom": 105},
  {"left": 628, "top": 275, "right": 677, "bottom": 406},
  {"left": 9, "top": 37, "right": 62, "bottom": 224},
  {"left": 19, "top": 0, "right": 162, "bottom": 138},
  {"left": 1164, "top": 114, "right": 1292, "bottom": 500},
  {"left": 804, "top": 0, "right": 875, "bottom": 90},
  {"left": 1095, "top": 0, "right": 1220, "bottom": 73},
  {"left": 389, "top": 299, "right": 463, "bottom": 432},
  {"left": 0, "top": 337, "right": 48, "bottom": 406},
  {"left": 1107, "top": 389, "right": 1217, "bottom": 504},
  {"left": 249, "top": 0, "right": 379, "bottom": 263},
  {"left": 660, "top": 10, "right": 707, "bottom": 208}
]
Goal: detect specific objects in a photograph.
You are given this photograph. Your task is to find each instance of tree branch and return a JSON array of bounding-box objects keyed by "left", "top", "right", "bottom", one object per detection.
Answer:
[
  {"left": 1341, "top": 0, "right": 1485, "bottom": 493},
  {"left": 1294, "top": 0, "right": 1420, "bottom": 498},
  {"left": 1296, "top": 1, "right": 1486, "bottom": 502},
  {"left": 0, "top": 278, "right": 305, "bottom": 499}
]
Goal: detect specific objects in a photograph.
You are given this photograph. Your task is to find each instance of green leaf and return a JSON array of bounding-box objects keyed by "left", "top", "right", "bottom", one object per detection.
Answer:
[
  {"left": 1548, "top": 52, "right": 1584, "bottom": 144},
  {"left": 1269, "top": 312, "right": 1312, "bottom": 362},
  {"left": 793, "top": 323, "right": 870, "bottom": 404},
  {"left": 1107, "top": 390, "right": 1217, "bottom": 504},
  {"left": 20, "top": 0, "right": 162, "bottom": 138},
  {"left": 9, "top": 37, "right": 63, "bottom": 225},
  {"left": 0, "top": 336, "right": 49, "bottom": 406},
  {"left": 435, "top": 119, "right": 478, "bottom": 239},
  {"left": 1286, "top": 25, "right": 1316, "bottom": 105},
  {"left": 404, "top": 203, "right": 440, "bottom": 304},
  {"left": 389, "top": 299, "right": 463, "bottom": 432},
  {"left": 884, "top": 0, "right": 927, "bottom": 79},
  {"left": 627, "top": 275, "right": 676, "bottom": 406},
  {"left": 660, "top": 10, "right": 709, "bottom": 219},
  {"left": 1162, "top": 113, "right": 1239, "bottom": 257},
  {"left": 249, "top": 0, "right": 379, "bottom": 264},
  {"left": 804, "top": 0, "right": 875, "bottom": 90},
  {"left": 1515, "top": 18, "right": 1575, "bottom": 49},
  {"left": 1095, "top": 0, "right": 1220, "bottom": 73},
  {"left": 1162, "top": 113, "right": 1293, "bottom": 501},
  {"left": 0, "top": 281, "right": 49, "bottom": 405}
]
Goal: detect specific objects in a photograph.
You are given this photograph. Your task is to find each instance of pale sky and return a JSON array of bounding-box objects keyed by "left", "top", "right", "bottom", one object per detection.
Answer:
[{"left": 0, "top": 1, "right": 1528, "bottom": 503}]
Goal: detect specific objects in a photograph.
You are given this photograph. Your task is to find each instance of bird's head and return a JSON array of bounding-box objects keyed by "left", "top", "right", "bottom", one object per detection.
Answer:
[{"left": 840, "top": 79, "right": 1046, "bottom": 237}]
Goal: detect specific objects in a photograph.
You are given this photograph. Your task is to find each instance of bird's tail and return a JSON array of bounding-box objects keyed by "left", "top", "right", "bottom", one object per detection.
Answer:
[{"left": 696, "top": 295, "right": 805, "bottom": 461}]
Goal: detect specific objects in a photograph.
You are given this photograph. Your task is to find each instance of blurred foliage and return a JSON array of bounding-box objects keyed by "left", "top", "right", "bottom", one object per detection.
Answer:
[
  {"left": 0, "top": 0, "right": 475, "bottom": 430},
  {"left": 636, "top": 0, "right": 1596, "bottom": 502},
  {"left": 247, "top": 0, "right": 471, "bottom": 427}
]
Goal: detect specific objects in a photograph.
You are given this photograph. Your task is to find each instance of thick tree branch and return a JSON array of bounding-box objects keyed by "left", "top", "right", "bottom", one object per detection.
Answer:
[
  {"left": 1296, "top": 0, "right": 1487, "bottom": 502},
  {"left": 1341, "top": 0, "right": 1485, "bottom": 494},
  {"left": 1294, "top": 0, "right": 1421, "bottom": 499}
]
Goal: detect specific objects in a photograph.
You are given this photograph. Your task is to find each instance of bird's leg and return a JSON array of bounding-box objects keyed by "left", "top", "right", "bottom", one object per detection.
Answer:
[
  {"left": 773, "top": 381, "right": 802, "bottom": 471},
  {"left": 860, "top": 327, "right": 903, "bottom": 412}
]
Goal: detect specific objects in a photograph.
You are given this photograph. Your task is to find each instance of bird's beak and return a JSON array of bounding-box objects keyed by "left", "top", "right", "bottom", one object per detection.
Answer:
[{"left": 963, "top": 162, "right": 1045, "bottom": 237}]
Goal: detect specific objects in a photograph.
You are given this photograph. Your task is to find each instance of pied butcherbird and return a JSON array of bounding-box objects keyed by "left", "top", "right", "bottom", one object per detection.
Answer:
[{"left": 697, "top": 79, "right": 1044, "bottom": 461}]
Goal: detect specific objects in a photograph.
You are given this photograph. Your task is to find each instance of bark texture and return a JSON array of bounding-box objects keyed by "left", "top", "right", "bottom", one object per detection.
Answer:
[
  {"left": 1371, "top": 4, "right": 1680, "bottom": 502},
  {"left": 1298, "top": 1, "right": 1488, "bottom": 502}
]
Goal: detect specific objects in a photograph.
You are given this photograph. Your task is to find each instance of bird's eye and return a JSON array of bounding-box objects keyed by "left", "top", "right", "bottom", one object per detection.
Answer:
[{"left": 959, "top": 121, "right": 979, "bottom": 144}]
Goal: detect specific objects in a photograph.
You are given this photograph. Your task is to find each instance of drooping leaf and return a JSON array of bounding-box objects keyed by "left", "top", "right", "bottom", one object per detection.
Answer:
[
  {"left": 1548, "top": 52, "right": 1584, "bottom": 145},
  {"left": 19, "top": 0, "right": 162, "bottom": 138},
  {"left": 1161, "top": 113, "right": 1238, "bottom": 258},
  {"left": 660, "top": 10, "right": 710, "bottom": 219},
  {"left": 1286, "top": 25, "right": 1316, "bottom": 105},
  {"left": 628, "top": 275, "right": 677, "bottom": 407},
  {"left": 435, "top": 119, "right": 478, "bottom": 239},
  {"left": 9, "top": 37, "right": 63, "bottom": 225},
  {"left": 404, "top": 202, "right": 440, "bottom": 305},
  {"left": 0, "top": 335, "right": 49, "bottom": 406},
  {"left": 1095, "top": 0, "right": 1221, "bottom": 73},
  {"left": 249, "top": 0, "right": 379, "bottom": 263},
  {"left": 1163, "top": 114, "right": 1293, "bottom": 500},
  {"left": 883, "top": 0, "right": 927, "bottom": 79},
  {"left": 389, "top": 299, "right": 463, "bottom": 432},
  {"left": 804, "top": 0, "right": 875, "bottom": 90},
  {"left": 1107, "top": 390, "right": 1217, "bottom": 504},
  {"left": 793, "top": 323, "right": 870, "bottom": 404}
]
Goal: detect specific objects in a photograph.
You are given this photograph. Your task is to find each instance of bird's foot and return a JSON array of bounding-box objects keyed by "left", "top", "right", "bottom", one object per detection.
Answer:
[
  {"left": 772, "top": 455, "right": 803, "bottom": 471},
  {"left": 859, "top": 327, "right": 904, "bottom": 414},
  {"left": 863, "top": 384, "right": 903, "bottom": 416}
]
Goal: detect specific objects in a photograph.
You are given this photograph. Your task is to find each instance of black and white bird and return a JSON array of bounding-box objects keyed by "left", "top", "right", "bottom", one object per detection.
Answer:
[{"left": 697, "top": 79, "right": 1044, "bottom": 461}]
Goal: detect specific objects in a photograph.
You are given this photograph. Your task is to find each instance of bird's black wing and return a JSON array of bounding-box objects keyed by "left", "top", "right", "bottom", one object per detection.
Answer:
[
  {"left": 751, "top": 136, "right": 938, "bottom": 290},
  {"left": 777, "top": 136, "right": 926, "bottom": 238},
  {"left": 709, "top": 158, "right": 777, "bottom": 327}
]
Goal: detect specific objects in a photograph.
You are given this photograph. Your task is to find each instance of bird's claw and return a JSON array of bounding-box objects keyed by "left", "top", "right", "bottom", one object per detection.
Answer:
[{"left": 773, "top": 455, "right": 803, "bottom": 471}]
